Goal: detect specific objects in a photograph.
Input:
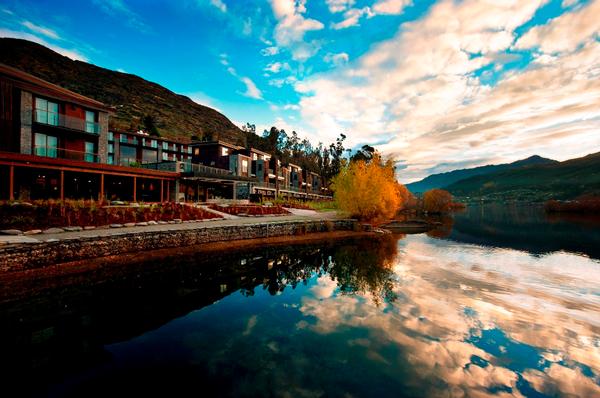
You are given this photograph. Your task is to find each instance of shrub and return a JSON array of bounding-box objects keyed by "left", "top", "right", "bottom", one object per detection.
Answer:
[{"left": 423, "top": 189, "right": 453, "bottom": 213}]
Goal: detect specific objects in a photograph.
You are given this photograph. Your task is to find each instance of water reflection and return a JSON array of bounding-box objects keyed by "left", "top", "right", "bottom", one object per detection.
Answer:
[
  {"left": 1, "top": 212, "right": 599, "bottom": 397},
  {"left": 445, "top": 203, "right": 600, "bottom": 259}
]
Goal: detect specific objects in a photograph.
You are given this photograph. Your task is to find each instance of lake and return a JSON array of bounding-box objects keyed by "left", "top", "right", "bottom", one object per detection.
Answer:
[{"left": 1, "top": 204, "right": 599, "bottom": 397}]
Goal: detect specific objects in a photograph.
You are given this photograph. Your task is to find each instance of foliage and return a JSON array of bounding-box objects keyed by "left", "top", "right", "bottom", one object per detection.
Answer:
[
  {"left": 423, "top": 189, "right": 453, "bottom": 213},
  {"left": 544, "top": 196, "right": 600, "bottom": 213},
  {"left": 142, "top": 114, "right": 160, "bottom": 137},
  {"left": 208, "top": 204, "right": 290, "bottom": 216},
  {"left": 0, "top": 200, "right": 221, "bottom": 229},
  {"left": 332, "top": 154, "right": 408, "bottom": 221}
]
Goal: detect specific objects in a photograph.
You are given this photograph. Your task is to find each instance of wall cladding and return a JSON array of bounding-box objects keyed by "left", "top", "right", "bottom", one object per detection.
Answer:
[{"left": 0, "top": 220, "right": 358, "bottom": 272}]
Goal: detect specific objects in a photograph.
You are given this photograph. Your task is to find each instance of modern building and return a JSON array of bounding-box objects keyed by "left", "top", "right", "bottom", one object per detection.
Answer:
[
  {"left": 0, "top": 63, "right": 331, "bottom": 203},
  {"left": 0, "top": 64, "right": 177, "bottom": 202}
]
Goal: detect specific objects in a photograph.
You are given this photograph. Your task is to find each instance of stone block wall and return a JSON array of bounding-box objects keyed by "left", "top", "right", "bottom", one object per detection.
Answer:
[
  {"left": 19, "top": 91, "right": 32, "bottom": 155},
  {"left": 0, "top": 220, "right": 358, "bottom": 272}
]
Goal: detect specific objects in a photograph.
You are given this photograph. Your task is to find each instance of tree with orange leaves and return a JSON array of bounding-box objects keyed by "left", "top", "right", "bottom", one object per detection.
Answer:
[
  {"left": 332, "top": 154, "right": 408, "bottom": 221},
  {"left": 423, "top": 189, "right": 453, "bottom": 213}
]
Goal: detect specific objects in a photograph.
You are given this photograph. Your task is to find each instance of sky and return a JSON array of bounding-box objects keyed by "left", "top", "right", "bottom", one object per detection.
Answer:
[{"left": 1, "top": 0, "right": 599, "bottom": 182}]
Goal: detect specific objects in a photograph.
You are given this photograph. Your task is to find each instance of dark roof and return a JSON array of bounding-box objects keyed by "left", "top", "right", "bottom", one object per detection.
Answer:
[
  {"left": 109, "top": 127, "right": 192, "bottom": 145},
  {"left": 0, "top": 63, "right": 112, "bottom": 112}
]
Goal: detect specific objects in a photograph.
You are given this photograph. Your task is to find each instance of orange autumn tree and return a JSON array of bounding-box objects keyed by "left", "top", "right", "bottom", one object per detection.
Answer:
[
  {"left": 423, "top": 189, "right": 453, "bottom": 213},
  {"left": 332, "top": 154, "right": 408, "bottom": 221}
]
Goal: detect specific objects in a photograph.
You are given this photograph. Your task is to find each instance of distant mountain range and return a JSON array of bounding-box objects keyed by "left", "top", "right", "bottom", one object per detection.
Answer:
[
  {"left": 0, "top": 38, "right": 250, "bottom": 144},
  {"left": 406, "top": 155, "right": 556, "bottom": 193},
  {"left": 408, "top": 152, "right": 600, "bottom": 201}
]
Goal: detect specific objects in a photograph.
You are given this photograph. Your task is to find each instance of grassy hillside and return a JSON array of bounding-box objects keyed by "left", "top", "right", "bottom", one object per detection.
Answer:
[
  {"left": 406, "top": 155, "right": 556, "bottom": 193},
  {"left": 446, "top": 152, "right": 600, "bottom": 201},
  {"left": 0, "top": 38, "right": 251, "bottom": 144}
]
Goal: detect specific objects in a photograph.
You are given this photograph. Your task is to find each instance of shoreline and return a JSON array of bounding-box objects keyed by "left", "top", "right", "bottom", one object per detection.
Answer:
[{"left": 0, "top": 218, "right": 364, "bottom": 272}]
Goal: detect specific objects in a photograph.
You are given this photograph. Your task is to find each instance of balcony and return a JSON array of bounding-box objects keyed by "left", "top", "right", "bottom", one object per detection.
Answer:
[
  {"left": 34, "top": 146, "right": 100, "bottom": 163},
  {"left": 32, "top": 110, "right": 100, "bottom": 134}
]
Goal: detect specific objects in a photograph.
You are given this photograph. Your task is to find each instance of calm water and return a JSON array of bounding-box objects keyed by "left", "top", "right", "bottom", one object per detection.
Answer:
[{"left": 1, "top": 204, "right": 599, "bottom": 397}]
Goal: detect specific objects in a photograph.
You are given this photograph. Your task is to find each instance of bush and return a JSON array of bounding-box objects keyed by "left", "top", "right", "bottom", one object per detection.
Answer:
[
  {"left": 0, "top": 200, "right": 221, "bottom": 230},
  {"left": 423, "top": 189, "right": 453, "bottom": 213}
]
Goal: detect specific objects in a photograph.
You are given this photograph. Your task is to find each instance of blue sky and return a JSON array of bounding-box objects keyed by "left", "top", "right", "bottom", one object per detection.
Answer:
[{"left": 1, "top": 0, "right": 599, "bottom": 182}]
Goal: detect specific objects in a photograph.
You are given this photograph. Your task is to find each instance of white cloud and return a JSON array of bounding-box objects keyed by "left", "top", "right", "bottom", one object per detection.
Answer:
[
  {"left": 294, "top": 0, "right": 600, "bottom": 182},
  {"left": 331, "top": 7, "right": 373, "bottom": 30},
  {"left": 21, "top": 21, "right": 60, "bottom": 40},
  {"left": 326, "top": 0, "right": 355, "bottom": 13},
  {"left": 264, "top": 61, "right": 290, "bottom": 73},
  {"left": 261, "top": 46, "right": 280, "bottom": 56},
  {"left": 515, "top": 0, "right": 600, "bottom": 54},
  {"left": 324, "top": 52, "right": 349, "bottom": 66},
  {"left": 372, "top": 0, "right": 412, "bottom": 15},
  {"left": 92, "top": 0, "right": 150, "bottom": 33},
  {"left": 269, "top": 0, "right": 324, "bottom": 60},
  {"left": 330, "top": 0, "right": 411, "bottom": 30},
  {"left": 0, "top": 28, "right": 88, "bottom": 61},
  {"left": 220, "top": 53, "right": 263, "bottom": 100},
  {"left": 210, "top": 0, "right": 227, "bottom": 13},
  {"left": 241, "top": 77, "right": 263, "bottom": 99}
]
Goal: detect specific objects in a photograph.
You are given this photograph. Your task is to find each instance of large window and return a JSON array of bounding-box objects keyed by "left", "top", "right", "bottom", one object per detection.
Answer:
[
  {"left": 242, "top": 159, "right": 248, "bottom": 174},
  {"left": 84, "top": 142, "right": 95, "bottom": 162},
  {"left": 85, "top": 110, "right": 97, "bottom": 134},
  {"left": 119, "top": 145, "right": 137, "bottom": 166},
  {"left": 35, "top": 98, "right": 59, "bottom": 126},
  {"left": 34, "top": 133, "right": 58, "bottom": 158}
]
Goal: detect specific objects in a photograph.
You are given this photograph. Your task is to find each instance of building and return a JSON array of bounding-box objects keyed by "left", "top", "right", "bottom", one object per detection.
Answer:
[
  {"left": 0, "top": 63, "right": 177, "bottom": 202},
  {"left": 0, "top": 63, "right": 331, "bottom": 203}
]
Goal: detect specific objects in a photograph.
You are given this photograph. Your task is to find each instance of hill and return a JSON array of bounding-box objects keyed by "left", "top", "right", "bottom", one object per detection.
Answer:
[
  {"left": 446, "top": 152, "right": 600, "bottom": 201},
  {"left": 0, "top": 38, "right": 251, "bottom": 144},
  {"left": 406, "top": 155, "right": 556, "bottom": 193}
]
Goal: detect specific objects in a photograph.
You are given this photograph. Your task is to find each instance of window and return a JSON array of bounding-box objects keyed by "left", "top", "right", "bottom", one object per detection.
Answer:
[
  {"left": 181, "top": 146, "right": 186, "bottom": 153},
  {"left": 194, "top": 148, "right": 200, "bottom": 156},
  {"left": 131, "top": 137, "right": 138, "bottom": 145},
  {"left": 108, "top": 143, "right": 114, "bottom": 154},
  {"left": 162, "top": 152, "right": 168, "bottom": 161},
  {"left": 242, "top": 159, "right": 248, "bottom": 174},
  {"left": 108, "top": 154, "right": 114, "bottom": 165},
  {"left": 108, "top": 132, "right": 114, "bottom": 141},
  {"left": 35, "top": 98, "right": 59, "bottom": 126},
  {"left": 221, "top": 147, "right": 229, "bottom": 156},
  {"left": 162, "top": 142, "right": 168, "bottom": 150},
  {"left": 85, "top": 110, "right": 97, "bottom": 133},
  {"left": 119, "top": 145, "right": 136, "bottom": 166},
  {"left": 34, "top": 133, "right": 58, "bottom": 158},
  {"left": 252, "top": 153, "right": 258, "bottom": 161},
  {"left": 120, "top": 134, "right": 128, "bottom": 143},
  {"left": 151, "top": 139, "right": 158, "bottom": 148},
  {"left": 188, "top": 146, "right": 192, "bottom": 154},
  {"left": 84, "top": 142, "right": 95, "bottom": 162}
]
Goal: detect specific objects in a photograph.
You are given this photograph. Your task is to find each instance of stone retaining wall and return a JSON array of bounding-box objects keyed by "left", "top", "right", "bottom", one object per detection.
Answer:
[{"left": 0, "top": 220, "right": 358, "bottom": 272}]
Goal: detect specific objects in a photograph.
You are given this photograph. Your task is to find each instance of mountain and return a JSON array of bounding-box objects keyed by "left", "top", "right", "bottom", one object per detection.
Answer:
[
  {"left": 406, "top": 155, "right": 557, "bottom": 193},
  {"left": 446, "top": 152, "right": 600, "bottom": 201},
  {"left": 0, "top": 38, "right": 251, "bottom": 144}
]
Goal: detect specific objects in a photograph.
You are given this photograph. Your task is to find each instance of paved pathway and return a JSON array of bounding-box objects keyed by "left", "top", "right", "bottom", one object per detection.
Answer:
[{"left": 0, "top": 209, "right": 342, "bottom": 245}]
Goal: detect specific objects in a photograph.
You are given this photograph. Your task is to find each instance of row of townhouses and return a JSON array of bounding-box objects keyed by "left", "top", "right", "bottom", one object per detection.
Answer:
[{"left": 0, "top": 64, "right": 329, "bottom": 202}]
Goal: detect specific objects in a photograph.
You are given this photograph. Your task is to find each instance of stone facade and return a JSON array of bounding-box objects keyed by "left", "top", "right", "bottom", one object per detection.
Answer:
[
  {"left": 0, "top": 220, "right": 358, "bottom": 272},
  {"left": 19, "top": 90, "right": 33, "bottom": 155},
  {"left": 97, "top": 112, "right": 109, "bottom": 164}
]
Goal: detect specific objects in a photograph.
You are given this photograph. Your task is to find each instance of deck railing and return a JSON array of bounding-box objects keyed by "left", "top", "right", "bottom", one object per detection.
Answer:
[
  {"left": 31, "top": 110, "right": 100, "bottom": 134},
  {"left": 33, "top": 145, "right": 99, "bottom": 163}
]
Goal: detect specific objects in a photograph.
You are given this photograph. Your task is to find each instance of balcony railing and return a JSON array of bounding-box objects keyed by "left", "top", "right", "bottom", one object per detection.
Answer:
[
  {"left": 255, "top": 182, "right": 277, "bottom": 189},
  {"left": 34, "top": 146, "right": 99, "bottom": 163},
  {"left": 32, "top": 110, "right": 100, "bottom": 134}
]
